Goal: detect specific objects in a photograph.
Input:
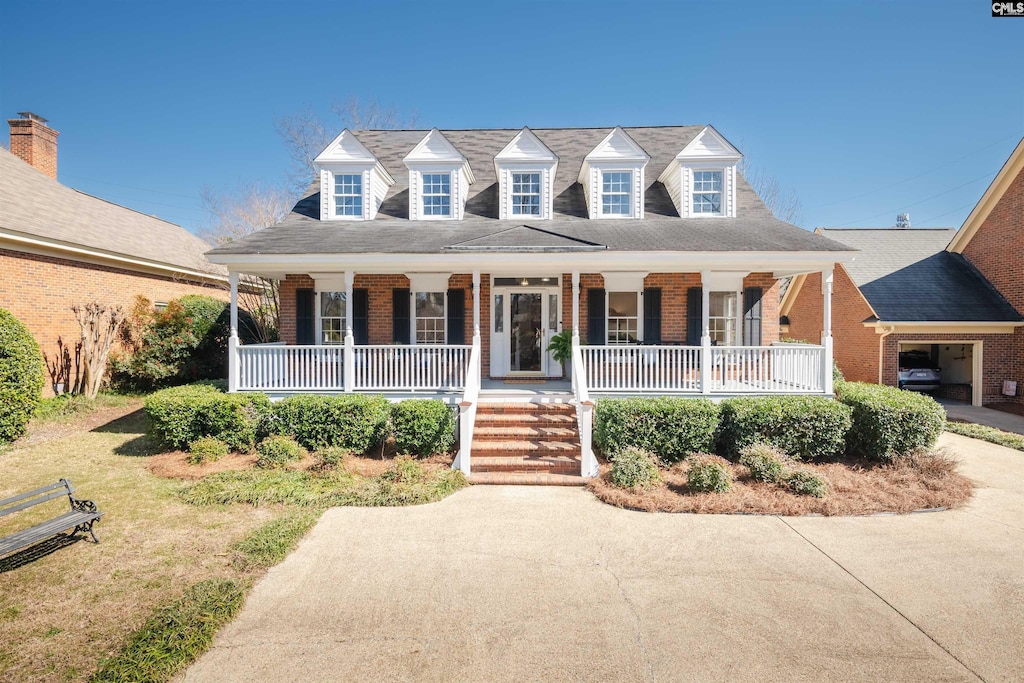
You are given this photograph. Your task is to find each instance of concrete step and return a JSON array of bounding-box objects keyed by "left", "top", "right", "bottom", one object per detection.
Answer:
[
  {"left": 473, "top": 425, "right": 579, "bottom": 441},
  {"left": 468, "top": 472, "right": 587, "bottom": 486}
]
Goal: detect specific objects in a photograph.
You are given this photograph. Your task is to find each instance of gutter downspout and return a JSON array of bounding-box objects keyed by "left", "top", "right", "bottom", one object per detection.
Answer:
[{"left": 878, "top": 325, "right": 895, "bottom": 385}]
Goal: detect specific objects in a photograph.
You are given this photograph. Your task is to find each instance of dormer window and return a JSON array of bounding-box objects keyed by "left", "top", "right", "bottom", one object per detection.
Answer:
[
  {"left": 314, "top": 129, "right": 394, "bottom": 221},
  {"left": 404, "top": 129, "right": 474, "bottom": 221},
  {"left": 692, "top": 170, "right": 722, "bottom": 215},
  {"left": 334, "top": 173, "right": 363, "bottom": 217},
  {"left": 600, "top": 171, "right": 633, "bottom": 216},
  {"left": 579, "top": 127, "right": 649, "bottom": 220},
  {"left": 511, "top": 172, "right": 541, "bottom": 215},
  {"left": 421, "top": 173, "right": 452, "bottom": 217}
]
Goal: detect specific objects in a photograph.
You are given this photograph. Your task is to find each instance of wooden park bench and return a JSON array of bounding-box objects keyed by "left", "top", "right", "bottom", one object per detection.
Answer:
[{"left": 0, "top": 479, "right": 103, "bottom": 559}]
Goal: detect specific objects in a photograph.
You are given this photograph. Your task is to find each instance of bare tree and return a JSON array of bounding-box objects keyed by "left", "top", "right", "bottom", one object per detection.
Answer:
[
  {"left": 200, "top": 183, "right": 292, "bottom": 342},
  {"left": 72, "top": 302, "right": 126, "bottom": 399},
  {"left": 274, "top": 97, "right": 418, "bottom": 193},
  {"left": 738, "top": 157, "right": 804, "bottom": 225}
]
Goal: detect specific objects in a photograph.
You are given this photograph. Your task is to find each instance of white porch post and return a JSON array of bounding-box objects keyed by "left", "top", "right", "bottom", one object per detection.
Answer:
[
  {"left": 228, "top": 271, "right": 239, "bottom": 393},
  {"left": 472, "top": 271, "right": 481, "bottom": 343},
  {"left": 572, "top": 271, "right": 581, "bottom": 341},
  {"left": 700, "top": 270, "right": 711, "bottom": 395},
  {"left": 822, "top": 266, "right": 834, "bottom": 395},
  {"left": 344, "top": 270, "right": 355, "bottom": 393}
]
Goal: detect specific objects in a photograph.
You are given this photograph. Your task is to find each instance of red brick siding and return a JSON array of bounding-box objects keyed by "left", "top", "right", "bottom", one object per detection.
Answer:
[
  {"left": 0, "top": 248, "right": 226, "bottom": 394},
  {"left": 961, "top": 166, "right": 1024, "bottom": 402}
]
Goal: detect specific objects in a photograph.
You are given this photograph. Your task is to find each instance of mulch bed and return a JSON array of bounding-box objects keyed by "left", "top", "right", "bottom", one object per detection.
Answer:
[{"left": 587, "top": 452, "right": 974, "bottom": 516}]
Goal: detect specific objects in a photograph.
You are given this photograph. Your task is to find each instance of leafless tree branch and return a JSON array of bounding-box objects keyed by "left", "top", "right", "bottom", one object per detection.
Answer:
[{"left": 738, "top": 156, "right": 804, "bottom": 225}]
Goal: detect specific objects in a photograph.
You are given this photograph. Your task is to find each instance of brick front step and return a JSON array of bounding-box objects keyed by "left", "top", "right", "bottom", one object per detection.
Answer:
[
  {"left": 472, "top": 455, "right": 581, "bottom": 473},
  {"left": 473, "top": 425, "right": 579, "bottom": 440},
  {"left": 468, "top": 472, "right": 588, "bottom": 486},
  {"left": 472, "top": 439, "right": 581, "bottom": 455},
  {"left": 474, "top": 412, "right": 577, "bottom": 426},
  {"left": 475, "top": 402, "right": 576, "bottom": 414}
]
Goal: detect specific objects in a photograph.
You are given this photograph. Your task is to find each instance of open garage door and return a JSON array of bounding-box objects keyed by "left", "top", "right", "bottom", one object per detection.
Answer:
[{"left": 897, "top": 341, "right": 982, "bottom": 406}]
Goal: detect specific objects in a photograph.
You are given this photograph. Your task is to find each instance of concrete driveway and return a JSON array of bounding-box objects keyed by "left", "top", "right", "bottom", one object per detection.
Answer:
[{"left": 183, "top": 434, "right": 1023, "bottom": 683}]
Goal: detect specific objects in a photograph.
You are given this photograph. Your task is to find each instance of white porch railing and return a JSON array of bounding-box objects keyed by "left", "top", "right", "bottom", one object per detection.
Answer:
[
  {"left": 579, "top": 343, "right": 826, "bottom": 394},
  {"left": 571, "top": 339, "right": 599, "bottom": 478},
  {"left": 352, "top": 345, "right": 472, "bottom": 392},
  {"left": 237, "top": 343, "right": 343, "bottom": 392}
]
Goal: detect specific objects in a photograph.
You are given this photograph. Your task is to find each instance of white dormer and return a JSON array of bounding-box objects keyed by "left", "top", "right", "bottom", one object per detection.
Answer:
[
  {"left": 314, "top": 129, "right": 395, "bottom": 221},
  {"left": 658, "top": 125, "right": 742, "bottom": 219},
  {"left": 403, "top": 129, "right": 475, "bottom": 220},
  {"left": 494, "top": 128, "right": 558, "bottom": 220},
  {"left": 578, "top": 127, "right": 650, "bottom": 219}
]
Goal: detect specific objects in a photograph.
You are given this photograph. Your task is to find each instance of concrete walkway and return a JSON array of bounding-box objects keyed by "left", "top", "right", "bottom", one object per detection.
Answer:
[
  {"left": 183, "top": 433, "right": 1023, "bottom": 683},
  {"left": 942, "top": 400, "right": 1024, "bottom": 435}
]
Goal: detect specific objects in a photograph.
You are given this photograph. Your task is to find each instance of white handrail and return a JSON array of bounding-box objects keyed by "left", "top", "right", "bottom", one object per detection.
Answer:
[
  {"left": 572, "top": 339, "right": 598, "bottom": 478},
  {"left": 454, "top": 338, "right": 481, "bottom": 476}
]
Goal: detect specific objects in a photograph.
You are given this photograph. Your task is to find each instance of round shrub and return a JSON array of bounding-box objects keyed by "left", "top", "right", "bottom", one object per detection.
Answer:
[
  {"left": 739, "top": 442, "right": 789, "bottom": 484},
  {"left": 256, "top": 435, "right": 304, "bottom": 469},
  {"left": 718, "top": 396, "right": 852, "bottom": 461},
  {"left": 390, "top": 399, "right": 456, "bottom": 456},
  {"left": 272, "top": 394, "right": 390, "bottom": 452},
  {"left": 686, "top": 454, "right": 733, "bottom": 493},
  {"left": 188, "top": 437, "right": 229, "bottom": 465},
  {"left": 0, "top": 308, "right": 44, "bottom": 444},
  {"left": 594, "top": 397, "right": 720, "bottom": 463},
  {"left": 609, "top": 447, "right": 662, "bottom": 490},
  {"left": 836, "top": 382, "right": 945, "bottom": 460},
  {"left": 784, "top": 469, "right": 828, "bottom": 498},
  {"left": 314, "top": 446, "right": 351, "bottom": 470},
  {"left": 144, "top": 383, "right": 271, "bottom": 452}
]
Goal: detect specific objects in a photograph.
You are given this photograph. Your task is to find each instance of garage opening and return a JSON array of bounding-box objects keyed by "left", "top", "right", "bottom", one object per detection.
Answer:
[{"left": 897, "top": 341, "right": 980, "bottom": 406}]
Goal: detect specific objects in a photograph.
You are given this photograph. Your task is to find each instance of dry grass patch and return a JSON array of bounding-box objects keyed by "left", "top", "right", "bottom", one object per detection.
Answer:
[
  {"left": 588, "top": 450, "right": 973, "bottom": 516},
  {"left": 0, "top": 409, "right": 305, "bottom": 683}
]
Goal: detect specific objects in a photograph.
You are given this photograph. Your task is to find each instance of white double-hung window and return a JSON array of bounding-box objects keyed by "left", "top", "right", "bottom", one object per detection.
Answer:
[
  {"left": 708, "top": 292, "right": 738, "bottom": 345},
  {"left": 692, "top": 170, "right": 723, "bottom": 215},
  {"left": 333, "top": 173, "right": 363, "bottom": 217},
  {"left": 607, "top": 291, "right": 639, "bottom": 344},
  {"left": 511, "top": 172, "right": 541, "bottom": 215},
  {"left": 601, "top": 171, "right": 632, "bottom": 216},
  {"left": 415, "top": 292, "right": 446, "bottom": 344},
  {"left": 421, "top": 173, "right": 452, "bottom": 217},
  {"left": 320, "top": 291, "right": 346, "bottom": 344}
]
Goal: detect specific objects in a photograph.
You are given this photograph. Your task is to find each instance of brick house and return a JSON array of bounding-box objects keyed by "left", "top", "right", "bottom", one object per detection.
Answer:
[
  {"left": 782, "top": 137, "right": 1024, "bottom": 407},
  {"left": 205, "top": 125, "right": 854, "bottom": 481},
  {"left": 1, "top": 113, "right": 228, "bottom": 394}
]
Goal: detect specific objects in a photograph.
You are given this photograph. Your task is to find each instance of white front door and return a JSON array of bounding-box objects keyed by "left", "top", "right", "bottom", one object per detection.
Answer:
[{"left": 491, "top": 285, "right": 560, "bottom": 377}]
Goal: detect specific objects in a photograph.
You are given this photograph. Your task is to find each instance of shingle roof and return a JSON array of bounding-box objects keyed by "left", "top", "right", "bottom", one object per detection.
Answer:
[
  {"left": 0, "top": 149, "right": 225, "bottom": 277},
  {"left": 210, "top": 127, "right": 853, "bottom": 256},
  {"left": 816, "top": 228, "right": 1021, "bottom": 322}
]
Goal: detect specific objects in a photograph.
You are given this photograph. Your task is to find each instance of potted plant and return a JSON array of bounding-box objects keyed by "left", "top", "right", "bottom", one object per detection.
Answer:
[{"left": 546, "top": 329, "right": 573, "bottom": 378}]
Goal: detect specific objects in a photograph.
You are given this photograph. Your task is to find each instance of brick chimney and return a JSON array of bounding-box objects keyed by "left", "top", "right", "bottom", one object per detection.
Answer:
[{"left": 8, "top": 112, "right": 59, "bottom": 179}]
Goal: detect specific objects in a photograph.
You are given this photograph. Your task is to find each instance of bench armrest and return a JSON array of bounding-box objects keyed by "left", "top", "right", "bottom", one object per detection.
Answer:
[{"left": 70, "top": 497, "right": 98, "bottom": 515}]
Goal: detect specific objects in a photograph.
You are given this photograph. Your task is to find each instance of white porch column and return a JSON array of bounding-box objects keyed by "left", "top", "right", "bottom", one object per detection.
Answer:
[
  {"left": 228, "top": 271, "right": 239, "bottom": 393},
  {"left": 344, "top": 270, "right": 355, "bottom": 393},
  {"left": 700, "top": 270, "right": 711, "bottom": 394},
  {"left": 571, "top": 271, "right": 581, "bottom": 341},
  {"left": 822, "top": 266, "right": 834, "bottom": 395},
  {"left": 472, "top": 271, "right": 481, "bottom": 342}
]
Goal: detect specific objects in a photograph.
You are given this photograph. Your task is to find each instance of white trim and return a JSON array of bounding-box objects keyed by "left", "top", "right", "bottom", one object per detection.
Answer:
[
  {"left": 0, "top": 229, "right": 228, "bottom": 283},
  {"left": 947, "top": 136, "right": 1024, "bottom": 254},
  {"left": 865, "top": 321, "right": 1021, "bottom": 334},
  {"left": 406, "top": 272, "right": 452, "bottom": 291},
  {"left": 600, "top": 271, "right": 648, "bottom": 291},
  {"left": 605, "top": 290, "right": 642, "bottom": 345},
  {"left": 895, "top": 339, "right": 984, "bottom": 407}
]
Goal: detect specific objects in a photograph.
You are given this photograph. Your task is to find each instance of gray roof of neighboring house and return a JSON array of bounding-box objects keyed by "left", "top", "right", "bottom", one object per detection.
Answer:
[
  {"left": 0, "top": 149, "right": 225, "bottom": 277},
  {"left": 210, "top": 127, "right": 853, "bottom": 256},
  {"left": 816, "top": 228, "right": 1022, "bottom": 322}
]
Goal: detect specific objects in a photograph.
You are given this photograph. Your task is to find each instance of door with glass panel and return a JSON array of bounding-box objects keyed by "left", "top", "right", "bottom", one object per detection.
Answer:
[{"left": 509, "top": 292, "right": 544, "bottom": 373}]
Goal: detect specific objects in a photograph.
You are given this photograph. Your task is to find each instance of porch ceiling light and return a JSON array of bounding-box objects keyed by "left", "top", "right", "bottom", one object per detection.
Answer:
[{"left": 521, "top": 277, "right": 529, "bottom": 287}]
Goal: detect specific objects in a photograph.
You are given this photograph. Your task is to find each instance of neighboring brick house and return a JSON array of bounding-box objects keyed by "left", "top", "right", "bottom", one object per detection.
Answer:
[
  {"left": 0, "top": 113, "right": 228, "bottom": 394},
  {"left": 206, "top": 125, "right": 855, "bottom": 481}
]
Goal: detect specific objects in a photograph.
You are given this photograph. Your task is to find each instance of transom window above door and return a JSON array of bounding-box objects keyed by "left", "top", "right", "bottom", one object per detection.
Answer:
[{"left": 511, "top": 172, "right": 541, "bottom": 215}]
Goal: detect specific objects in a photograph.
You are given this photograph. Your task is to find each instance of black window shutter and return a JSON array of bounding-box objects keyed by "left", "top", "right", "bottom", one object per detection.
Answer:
[
  {"left": 587, "top": 288, "right": 606, "bottom": 345},
  {"left": 447, "top": 289, "right": 465, "bottom": 344},
  {"left": 392, "top": 288, "right": 410, "bottom": 344},
  {"left": 643, "top": 288, "right": 662, "bottom": 344},
  {"left": 352, "top": 288, "right": 369, "bottom": 345},
  {"left": 686, "top": 287, "right": 702, "bottom": 346},
  {"left": 743, "top": 287, "right": 763, "bottom": 346},
  {"left": 296, "top": 288, "right": 315, "bottom": 345}
]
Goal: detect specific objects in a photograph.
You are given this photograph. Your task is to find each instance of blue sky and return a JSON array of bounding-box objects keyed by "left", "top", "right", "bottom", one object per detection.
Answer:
[{"left": 1, "top": 1, "right": 1021, "bottom": 234}]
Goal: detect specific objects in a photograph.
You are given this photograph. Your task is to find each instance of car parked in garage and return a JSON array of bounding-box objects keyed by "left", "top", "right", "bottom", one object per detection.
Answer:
[{"left": 898, "top": 350, "right": 941, "bottom": 392}]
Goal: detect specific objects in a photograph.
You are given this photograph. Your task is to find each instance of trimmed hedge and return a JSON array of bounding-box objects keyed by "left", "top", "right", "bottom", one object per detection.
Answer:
[
  {"left": 271, "top": 394, "right": 389, "bottom": 453},
  {"left": 609, "top": 447, "right": 661, "bottom": 490},
  {"left": 718, "top": 396, "right": 852, "bottom": 461},
  {"left": 0, "top": 308, "right": 44, "bottom": 444},
  {"left": 836, "top": 381, "right": 945, "bottom": 460},
  {"left": 144, "top": 384, "right": 270, "bottom": 452},
  {"left": 594, "top": 397, "right": 720, "bottom": 463},
  {"left": 390, "top": 399, "right": 456, "bottom": 456}
]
